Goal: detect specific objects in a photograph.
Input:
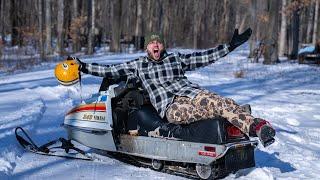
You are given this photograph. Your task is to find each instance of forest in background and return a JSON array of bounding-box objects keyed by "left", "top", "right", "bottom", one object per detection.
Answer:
[{"left": 0, "top": 0, "right": 319, "bottom": 71}]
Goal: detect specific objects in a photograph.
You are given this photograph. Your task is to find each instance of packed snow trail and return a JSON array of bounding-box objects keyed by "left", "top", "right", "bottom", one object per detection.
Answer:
[{"left": 0, "top": 47, "right": 319, "bottom": 179}]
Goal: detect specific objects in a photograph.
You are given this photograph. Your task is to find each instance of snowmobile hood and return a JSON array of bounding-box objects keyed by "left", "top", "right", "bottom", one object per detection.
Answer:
[{"left": 64, "top": 103, "right": 108, "bottom": 130}]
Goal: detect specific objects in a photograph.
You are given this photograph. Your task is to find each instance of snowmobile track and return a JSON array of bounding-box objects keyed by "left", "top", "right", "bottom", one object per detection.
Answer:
[{"left": 105, "top": 151, "right": 200, "bottom": 179}]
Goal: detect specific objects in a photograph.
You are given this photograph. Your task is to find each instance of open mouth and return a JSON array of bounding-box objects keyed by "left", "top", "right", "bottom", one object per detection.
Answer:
[{"left": 152, "top": 49, "right": 161, "bottom": 59}]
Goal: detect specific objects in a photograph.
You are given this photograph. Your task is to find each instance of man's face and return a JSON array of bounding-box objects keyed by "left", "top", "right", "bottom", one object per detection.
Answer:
[{"left": 146, "top": 40, "right": 164, "bottom": 61}]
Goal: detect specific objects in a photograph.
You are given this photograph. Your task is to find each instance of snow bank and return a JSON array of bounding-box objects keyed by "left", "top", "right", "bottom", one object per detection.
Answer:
[{"left": 0, "top": 47, "right": 319, "bottom": 179}]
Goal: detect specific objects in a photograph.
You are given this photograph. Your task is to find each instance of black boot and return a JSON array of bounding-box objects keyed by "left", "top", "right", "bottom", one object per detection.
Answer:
[{"left": 250, "top": 118, "right": 276, "bottom": 147}]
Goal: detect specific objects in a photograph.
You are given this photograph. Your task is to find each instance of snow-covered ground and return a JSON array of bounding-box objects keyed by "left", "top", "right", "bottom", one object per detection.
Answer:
[{"left": 0, "top": 47, "right": 319, "bottom": 179}]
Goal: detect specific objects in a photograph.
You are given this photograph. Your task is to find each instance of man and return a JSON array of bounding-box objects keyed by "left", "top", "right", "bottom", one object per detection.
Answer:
[{"left": 75, "top": 29, "right": 275, "bottom": 147}]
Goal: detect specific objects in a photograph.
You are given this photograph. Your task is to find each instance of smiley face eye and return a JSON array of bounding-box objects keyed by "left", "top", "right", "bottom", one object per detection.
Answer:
[{"left": 62, "top": 63, "right": 69, "bottom": 70}]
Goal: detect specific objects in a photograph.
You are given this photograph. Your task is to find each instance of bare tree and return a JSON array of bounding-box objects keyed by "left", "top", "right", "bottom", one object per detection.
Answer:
[
  {"left": 306, "top": 1, "right": 315, "bottom": 43},
  {"left": 219, "top": 0, "right": 235, "bottom": 43},
  {"left": 38, "top": 0, "right": 44, "bottom": 59},
  {"left": 285, "top": 0, "right": 312, "bottom": 59},
  {"left": 45, "top": 0, "right": 52, "bottom": 55},
  {"left": 312, "top": 0, "right": 319, "bottom": 44},
  {"left": 218, "top": 0, "right": 229, "bottom": 43},
  {"left": 110, "top": 0, "right": 121, "bottom": 52},
  {"left": 134, "top": 0, "right": 143, "bottom": 50},
  {"left": 56, "top": 0, "right": 64, "bottom": 55},
  {"left": 10, "top": 0, "right": 19, "bottom": 46},
  {"left": 193, "top": 1, "right": 205, "bottom": 48},
  {"left": 0, "top": 0, "right": 5, "bottom": 41},
  {"left": 290, "top": 8, "right": 300, "bottom": 59},
  {"left": 161, "top": 5, "right": 170, "bottom": 48},
  {"left": 146, "top": 0, "right": 154, "bottom": 33},
  {"left": 279, "top": 0, "right": 287, "bottom": 56},
  {"left": 249, "top": 0, "right": 258, "bottom": 58},
  {"left": 71, "top": 0, "right": 80, "bottom": 53},
  {"left": 87, "top": 0, "right": 95, "bottom": 54},
  {"left": 263, "top": 0, "right": 280, "bottom": 64},
  {"left": 236, "top": 2, "right": 250, "bottom": 32}
]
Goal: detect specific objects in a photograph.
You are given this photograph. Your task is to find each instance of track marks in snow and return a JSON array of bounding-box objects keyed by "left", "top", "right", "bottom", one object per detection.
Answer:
[
  {"left": 0, "top": 87, "right": 51, "bottom": 178},
  {"left": 285, "top": 118, "right": 300, "bottom": 127},
  {"left": 281, "top": 132, "right": 304, "bottom": 143},
  {"left": 0, "top": 98, "right": 46, "bottom": 177},
  {"left": 0, "top": 157, "right": 14, "bottom": 178},
  {"left": 313, "top": 115, "right": 320, "bottom": 120},
  {"left": 0, "top": 100, "right": 46, "bottom": 132}
]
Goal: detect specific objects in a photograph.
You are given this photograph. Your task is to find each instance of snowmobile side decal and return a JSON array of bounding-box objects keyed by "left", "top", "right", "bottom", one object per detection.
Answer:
[
  {"left": 66, "top": 103, "right": 106, "bottom": 115},
  {"left": 82, "top": 114, "right": 105, "bottom": 121},
  {"left": 65, "top": 117, "right": 106, "bottom": 123}
]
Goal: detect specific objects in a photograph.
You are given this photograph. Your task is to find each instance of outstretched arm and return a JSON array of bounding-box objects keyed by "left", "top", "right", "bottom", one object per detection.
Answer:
[
  {"left": 179, "top": 28, "right": 252, "bottom": 71},
  {"left": 73, "top": 57, "right": 137, "bottom": 79},
  {"left": 178, "top": 44, "right": 230, "bottom": 71}
]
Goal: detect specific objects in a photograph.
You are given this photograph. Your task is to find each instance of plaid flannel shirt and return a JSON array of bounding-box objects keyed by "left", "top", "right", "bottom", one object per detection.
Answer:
[{"left": 83, "top": 44, "right": 230, "bottom": 118}]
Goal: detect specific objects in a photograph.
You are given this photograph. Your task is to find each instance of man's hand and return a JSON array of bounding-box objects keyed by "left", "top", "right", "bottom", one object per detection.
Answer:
[
  {"left": 67, "top": 56, "right": 85, "bottom": 72},
  {"left": 228, "top": 28, "right": 252, "bottom": 51}
]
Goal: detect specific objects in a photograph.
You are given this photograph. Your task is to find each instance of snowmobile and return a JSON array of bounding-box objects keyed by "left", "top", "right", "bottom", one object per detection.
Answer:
[{"left": 16, "top": 76, "right": 259, "bottom": 179}]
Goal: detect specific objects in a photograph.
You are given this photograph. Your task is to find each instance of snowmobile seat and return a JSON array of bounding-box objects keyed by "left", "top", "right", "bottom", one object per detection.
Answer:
[
  {"left": 99, "top": 76, "right": 141, "bottom": 92},
  {"left": 128, "top": 105, "right": 228, "bottom": 144},
  {"left": 99, "top": 76, "right": 126, "bottom": 92}
]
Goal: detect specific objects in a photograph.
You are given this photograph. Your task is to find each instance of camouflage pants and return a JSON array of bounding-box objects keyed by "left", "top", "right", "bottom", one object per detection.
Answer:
[{"left": 166, "top": 91, "right": 254, "bottom": 135}]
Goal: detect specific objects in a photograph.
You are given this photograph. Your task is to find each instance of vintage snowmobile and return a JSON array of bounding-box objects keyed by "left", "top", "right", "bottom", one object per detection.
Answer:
[{"left": 16, "top": 76, "right": 259, "bottom": 179}]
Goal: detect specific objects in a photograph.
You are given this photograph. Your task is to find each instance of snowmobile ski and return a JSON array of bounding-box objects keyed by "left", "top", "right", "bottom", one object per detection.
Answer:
[{"left": 15, "top": 127, "right": 95, "bottom": 161}]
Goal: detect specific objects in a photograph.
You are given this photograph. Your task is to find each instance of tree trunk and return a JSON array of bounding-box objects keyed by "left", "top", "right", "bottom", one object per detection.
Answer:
[
  {"left": 306, "top": 1, "right": 315, "bottom": 43},
  {"left": 312, "top": 0, "right": 319, "bottom": 44},
  {"left": 0, "top": 0, "right": 3, "bottom": 61},
  {"left": 87, "top": 0, "right": 94, "bottom": 54},
  {"left": 71, "top": 0, "right": 80, "bottom": 53},
  {"left": 162, "top": 1, "right": 170, "bottom": 48},
  {"left": 279, "top": 0, "right": 287, "bottom": 56},
  {"left": 147, "top": 0, "right": 153, "bottom": 33},
  {"left": 249, "top": 0, "right": 258, "bottom": 58},
  {"left": 0, "top": 0, "right": 5, "bottom": 41},
  {"left": 110, "top": 0, "right": 121, "bottom": 52},
  {"left": 193, "top": 2, "right": 202, "bottom": 49},
  {"left": 38, "top": 0, "right": 44, "bottom": 59},
  {"left": 263, "top": 0, "right": 280, "bottom": 64},
  {"left": 239, "top": 14, "right": 249, "bottom": 33},
  {"left": 45, "top": 0, "right": 52, "bottom": 55},
  {"left": 218, "top": 0, "right": 231, "bottom": 43},
  {"left": 134, "top": 0, "right": 143, "bottom": 50},
  {"left": 290, "top": 9, "right": 300, "bottom": 59},
  {"left": 193, "top": 1, "right": 207, "bottom": 48},
  {"left": 235, "top": 4, "right": 241, "bottom": 29},
  {"left": 101, "top": 0, "right": 110, "bottom": 47},
  {"left": 56, "top": 0, "right": 64, "bottom": 55},
  {"left": 10, "top": 0, "right": 19, "bottom": 46}
]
